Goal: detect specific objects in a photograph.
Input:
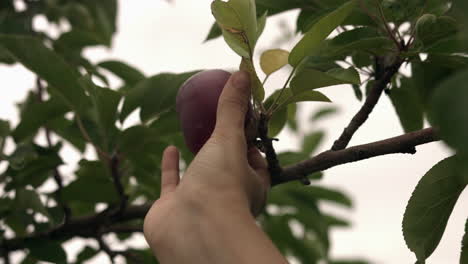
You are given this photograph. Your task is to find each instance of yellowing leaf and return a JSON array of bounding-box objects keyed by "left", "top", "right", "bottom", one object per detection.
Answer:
[
  {"left": 211, "top": 0, "right": 258, "bottom": 58},
  {"left": 260, "top": 49, "right": 290, "bottom": 75}
]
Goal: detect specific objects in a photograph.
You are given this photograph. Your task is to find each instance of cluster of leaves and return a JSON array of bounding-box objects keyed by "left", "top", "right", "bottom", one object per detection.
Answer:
[
  {"left": 0, "top": 0, "right": 196, "bottom": 263},
  {"left": 209, "top": 0, "right": 468, "bottom": 263},
  {"left": 0, "top": 1, "right": 360, "bottom": 263},
  {"left": 0, "top": 0, "right": 467, "bottom": 263}
]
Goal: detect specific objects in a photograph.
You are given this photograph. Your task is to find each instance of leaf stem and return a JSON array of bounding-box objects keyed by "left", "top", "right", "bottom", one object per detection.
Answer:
[
  {"left": 75, "top": 115, "right": 110, "bottom": 161},
  {"left": 262, "top": 74, "right": 271, "bottom": 86},
  {"left": 268, "top": 66, "right": 297, "bottom": 115},
  {"left": 374, "top": 0, "right": 402, "bottom": 50}
]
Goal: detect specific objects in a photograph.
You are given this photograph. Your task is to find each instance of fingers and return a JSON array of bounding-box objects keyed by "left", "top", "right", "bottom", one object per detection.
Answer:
[
  {"left": 160, "top": 146, "right": 180, "bottom": 196},
  {"left": 213, "top": 71, "right": 251, "bottom": 141},
  {"left": 247, "top": 147, "right": 271, "bottom": 188}
]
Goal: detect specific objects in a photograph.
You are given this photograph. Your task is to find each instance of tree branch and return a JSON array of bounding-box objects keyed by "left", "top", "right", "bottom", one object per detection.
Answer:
[
  {"left": 258, "top": 114, "right": 284, "bottom": 185},
  {"left": 277, "top": 128, "right": 438, "bottom": 185},
  {"left": 331, "top": 58, "right": 403, "bottom": 151},
  {"left": 1, "top": 203, "right": 152, "bottom": 252}
]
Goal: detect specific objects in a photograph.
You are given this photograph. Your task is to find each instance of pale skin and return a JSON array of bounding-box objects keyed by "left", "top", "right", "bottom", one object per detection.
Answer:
[{"left": 143, "top": 71, "right": 289, "bottom": 264}]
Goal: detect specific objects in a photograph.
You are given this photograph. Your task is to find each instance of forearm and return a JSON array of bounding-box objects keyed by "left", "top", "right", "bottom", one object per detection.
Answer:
[{"left": 148, "top": 199, "right": 288, "bottom": 264}]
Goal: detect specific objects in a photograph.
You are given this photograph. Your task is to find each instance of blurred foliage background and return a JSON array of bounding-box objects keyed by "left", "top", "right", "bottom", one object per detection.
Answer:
[{"left": 0, "top": 0, "right": 467, "bottom": 263}]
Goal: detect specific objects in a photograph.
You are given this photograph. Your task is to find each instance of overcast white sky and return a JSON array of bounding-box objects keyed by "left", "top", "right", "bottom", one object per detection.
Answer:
[{"left": 1, "top": 0, "right": 467, "bottom": 263}]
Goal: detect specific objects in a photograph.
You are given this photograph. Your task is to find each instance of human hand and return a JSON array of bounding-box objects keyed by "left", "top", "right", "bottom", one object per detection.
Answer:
[{"left": 144, "top": 71, "right": 271, "bottom": 249}]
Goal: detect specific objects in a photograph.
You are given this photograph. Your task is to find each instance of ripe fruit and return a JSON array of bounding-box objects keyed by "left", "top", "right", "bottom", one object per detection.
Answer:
[
  {"left": 176, "top": 70, "right": 256, "bottom": 154},
  {"left": 176, "top": 70, "right": 231, "bottom": 154}
]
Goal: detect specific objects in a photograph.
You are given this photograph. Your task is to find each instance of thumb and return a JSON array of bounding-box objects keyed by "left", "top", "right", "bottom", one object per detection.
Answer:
[{"left": 213, "top": 71, "right": 251, "bottom": 140}]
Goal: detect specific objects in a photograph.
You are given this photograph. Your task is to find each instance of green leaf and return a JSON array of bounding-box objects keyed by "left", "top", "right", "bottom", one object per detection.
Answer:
[
  {"left": 64, "top": 2, "right": 94, "bottom": 31},
  {"left": 286, "top": 104, "right": 298, "bottom": 131},
  {"left": 289, "top": 0, "right": 357, "bottom": 66},
  {"left": 150, "top": 110, "right": 181, "bottom": 137},
  {"left": 291, "top": 67, "right": 360, "bottom": 94},
  {"left": 55, "top": 30, "right": 106, "bottom": 50},
  {"left": 416, "top": 15, "right": 459, "bottom": 47},
  {"left": 46, "top": 118, "right": 86, "bottom": 152},
  {"left": 211, "top": 0, "right": 258, "bottom": 58},
  {"left": 13, "top": 98, "right": 69, "bottom": 142},
  {"left": 297, "top": 185, "right": 353, "bottom": 208},
  {"left": 76, "top": 246, "right": 98, "bottom": 263},
  {"left": 4, "top": 211, "right": 33, "bottom": 236},
  {"left": 333, "top": 37, "right": 394, "bottom": 57},
  {"left": 268, "top": 106, "right": 287, "bottom": 138},
  {"left": 277, "top": 151, "right": 309, "bottom": 167},
  {"left": 82, "top": 0, "right": 118, "bottom": 46},
  {"left": 15, "top": 189, "right": 50, "bottom": 220},
  {"left": 302, "top": 131, "right": 324, "bottom": 155},
  {"left": 323, "top": 214, "right": 350, "bottom": 228},
  {"left": 0, "top": 119, "right": 9, "bottom": 148},
  {"left": 120, "top": 71, "right": 199, "bottom": 123},
  {"left": 205, "top": 23, "right": 223, "bottom": 42},
  {"left": 424, "top": 35, "right": 468, "bottom": 54},
  {"left": 403, "top": 156, "right": 467, "bottom": 262},
  {"left": 260, "top": 49, "right": 290, "bottom": 76},
  {"left": 0, "top": 44, "right": 14, "bottom": 64},
  {"left": 6, "top": 146, "right": 63, "bottom": 190},
  {"left": 268, "top": 88, "right": 331, "bottom": 111},
  {"left": 82, "top": 79, "right": 122, "bottom": 151},
  {"left": 310, "top": 107, "right": 339, "bottom": 122},
  {"left": 256, "top": 11, "right": 268, "bottom": 40},
  {"left": 296, "top": 8, "right": 332, "bottom": 34},
  {"left": 240, "top": 58, "right": 265, "bottom": 102},
  {"left": 389, "top": 77, "right": 424, "bottom": 133},
  {"left": 62, "top": 160, "right": 118, "bottom": 204},
  {"left": 352, "top": 84, "right": 363, "bottom": 101},
  {"left": 411, "top": 60, "right": 454, "bottom": 109},
  {"left": 0, "top": 35, "right": 91, "bottom": 113},
  {"left": 461, "top": 219, "right": 468, "bottom": 264},
  {"left": 429, "top": 68, "right": 468, "bottom": 156},
  {"left": 98, "top": 60, "right": 145, "bottom": 85},
  {"left": 312, "top": 26, "right": 392, "bottom": 57},
  {"left": 352, "top": 51, "right": 373, "bottom": 68},
  {"left": 118, "top": 126, "right": 163, "bottom": 155},
  {"left": 26, "top": 239, "right": 67, "bottom": 263}
]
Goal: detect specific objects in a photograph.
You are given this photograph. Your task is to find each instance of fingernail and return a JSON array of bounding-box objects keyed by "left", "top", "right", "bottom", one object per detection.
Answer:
[{"left": 233, "top": 71, "right": 250, "bottom": 88}]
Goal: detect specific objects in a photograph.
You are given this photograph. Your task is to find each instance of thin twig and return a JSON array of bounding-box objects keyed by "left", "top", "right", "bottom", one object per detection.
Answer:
[
  {"left": 268, "top": 66, "right": 297, "bottom": 115},
  {"left": 278, "top": 128, "right": 438, "bottom": 185},
  {"left": 109, "top": 155, "right": 128, "bottom": 213},
  {"left": 358, "top": 0, "right": 392, "bottom": 38},
  {"left": 374, "top": 0, "right": 401, "bottom": 49},
  {"left": 75, "top": 115, "right": 110, "bottom": 161},
  {"left": 331, "top": 58, "right": 403, "bottom": 151},
  {"left": 97, "top": 236, "right": 117, "bottom": 264},
  {"left": 36, "top": 78, "right": 71, "bottom": 223}
]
